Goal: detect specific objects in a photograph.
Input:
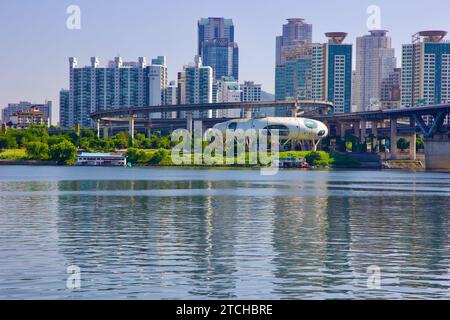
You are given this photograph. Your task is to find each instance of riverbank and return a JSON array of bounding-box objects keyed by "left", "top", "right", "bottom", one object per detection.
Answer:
[{"left": 0, "top": 148, "right": 381, "bottom": 169}]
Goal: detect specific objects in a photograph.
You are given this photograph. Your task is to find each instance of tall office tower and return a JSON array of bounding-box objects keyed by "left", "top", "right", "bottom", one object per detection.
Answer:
[
  {"left": 354, "top": 30, "right": 397, "bottom": 112},
  {"left": 276, "top": 18, "right": 313, "bottom": 66},
  {"left": 182, "top": 56, "right": 213, "bottom": 118},
  {"left": 401, "top": 31, "right": 450, "bottom": 107},
  {"left": 198, "top": 17, "right": 239, "bottom": 80},
  {"left": 59, "top": 89, "right": 70, "bottom": 128},
  {"left": 275, "top": 31, "right": 352, "bottom": 115},
  {"left": 380, "top": 68, "right": 401, "bottom": 109},
  {"left": 198, "top": 17, "right": 235, "bottom": 55},
  {"left": 69, "top": 56, "right": 150, "bottom": 128},
  {"left": 216, "top": 76, "right": 242, "bottom": 118},
  {"left": 2, "top": 101, "right": 52, "bottom": 125},
  {"left": 323, "top": 33, "right": 353, "bottom": 114}
]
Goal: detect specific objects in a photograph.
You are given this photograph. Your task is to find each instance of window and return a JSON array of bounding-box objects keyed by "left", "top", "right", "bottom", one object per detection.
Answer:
[
  {"left": 265, "top": 125, "right": 290, "bottom": 138},
  {"left": 228, "top": 122, "right": 238, "bottom": 130},
  {"left": 304, "top": 119, "right": 318, "bottom": 129}
]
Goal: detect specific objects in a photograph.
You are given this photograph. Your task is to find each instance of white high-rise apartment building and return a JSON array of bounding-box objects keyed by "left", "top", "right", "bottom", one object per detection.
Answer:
[
  {"left": 148, "top": 56, "right": 168, "bottom": 119},
  {"left": 179, "top": 56, "right": 213, "bottom": 119},
  {"left": 354, "top": 30, "right": 397, "bottom": 112},
  {"left": 216, "top": 76, "right": 242, "bottom": 118},
  {"left": 64, "top": 56, "right": 173, "bottom": 128}
]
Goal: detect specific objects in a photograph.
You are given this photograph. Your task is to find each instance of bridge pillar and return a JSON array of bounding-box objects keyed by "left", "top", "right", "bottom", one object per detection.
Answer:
[
  {"left": 409, "top": 133, "right": 417, "bottom": 161},
  {"left": 244, "top": 107, "right": 252, "bottom": 119},
  {"left": 372, "top": 121, "right": 379, "bottom": 153},
  {"left": 425, "top": 134, "right": 450, "bottom": 170},
  {"left": 353, "top": 122, "right": 361, "bottom": 141},
  {"left": 103, "top": 127, "right": 109, "bottom": 139},
  {"left": 96, "top": 120, "right": 100, "bottom": 139},
  {"left": 186, "top": 112, "right": 193, "bottom": 134},
  {"left": 335, "top": 122, "right": 346, "bottom": 140},
  {"left": 129, "top": 118, "right": 135, "bottom": 141},
  {"left": 390, "top": 118, "right": 398, "bottom": 159},
  {"left": 360, "top": 120, "right": 367, "bottom": 144}
]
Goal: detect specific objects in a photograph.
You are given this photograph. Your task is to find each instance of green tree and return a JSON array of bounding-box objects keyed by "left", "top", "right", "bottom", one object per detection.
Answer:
[
  {"left": 49, "top": 141, "right": 77, "bottom": 165},
  {"left": 0, "top": 134, "right": 18, "bottom": 149},
  {"left": 416, "top": 137, "right": 425, "bottom": 151},
  {"left": 25, "top": 141, "right": 49, "bottom": 160},
  {"left": 125, "top": 148, "right": 150, "bottom": 163},
  {"left": 149, "top": 148, "right": 170, "bottom": 165},
  {"left": 397, "top": 138, "right": 410, "bottom": 152},
  {"left": 48, "top": 135, "right": 69, "bottom": 147}
]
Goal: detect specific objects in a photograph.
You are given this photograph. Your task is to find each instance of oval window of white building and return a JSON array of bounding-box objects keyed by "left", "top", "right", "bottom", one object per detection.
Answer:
[{"left": 304, "top": 119, "right": 318, "bottom": 129}]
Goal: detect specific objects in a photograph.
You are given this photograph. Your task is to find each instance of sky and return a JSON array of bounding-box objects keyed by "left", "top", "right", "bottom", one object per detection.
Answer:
[{"left": 1, "top": 0, "right": 450, "bottom": 123}]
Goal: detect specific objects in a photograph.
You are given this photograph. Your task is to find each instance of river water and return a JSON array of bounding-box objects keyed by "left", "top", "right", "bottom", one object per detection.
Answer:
[{"left": 0, "top": 166, "right": 449, "bottom": 299}]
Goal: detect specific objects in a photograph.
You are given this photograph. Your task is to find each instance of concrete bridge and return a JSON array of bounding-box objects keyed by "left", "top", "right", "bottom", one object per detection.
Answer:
[
  {"left": 90, "top": 101, "right": 450, "bottom": 170},
  {"left": 312, "top": 104, "right": 450, "bottom": 170}
]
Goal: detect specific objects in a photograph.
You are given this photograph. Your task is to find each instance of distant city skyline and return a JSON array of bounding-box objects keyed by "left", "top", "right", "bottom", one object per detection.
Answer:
[{"left": 1, "top": 0, "right": 450, "bottom": 123}]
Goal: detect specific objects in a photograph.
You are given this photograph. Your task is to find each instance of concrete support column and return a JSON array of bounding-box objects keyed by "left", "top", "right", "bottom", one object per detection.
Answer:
[
  {"left": 425, "top": 134, "right": 450, "bottom": 170},
  {"left": 186, "top": 112, "right": 193, "bottom": 134},
  {"left": 96, "top": 120, "right": 100, "bottom": 139},
  {"left": 244, "top": 107, "right": 252, "bottom": 119},
  {"left": 409, "top": 133, "right": 417, "bottom": 160},
  {"left": 129, "top": 118, "right": 135, "bottom": 141},
  {"left": 353, "top": 121, "right": 360, "bottom": 138},
  {"left": 290, "top": 106, "right": 298, "bottom": 118},
  {"left": 103, "top": 127, "right": 109, "bottom": 139},
  {"left": 360, "top": 120, "right": 367, "bottom": 144},
  {"left": 372, "top": 121, "right": 379, "bottom": 153},
  {"left": 339, "top": 122, "right": 346, "bottom": 140},
  {"left": 390, "top": 118, "right": 398, "bottom": 159}
]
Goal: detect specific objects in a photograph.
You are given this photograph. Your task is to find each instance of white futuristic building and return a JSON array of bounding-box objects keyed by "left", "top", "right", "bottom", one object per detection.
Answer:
[{"left": 213, "top": 117, "right": 329, "bottom": 150}]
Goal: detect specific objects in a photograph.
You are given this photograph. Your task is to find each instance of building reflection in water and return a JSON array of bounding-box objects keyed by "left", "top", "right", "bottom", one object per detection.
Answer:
[{"left": 50, "top": 174, "right": 450, "bottom": 299}]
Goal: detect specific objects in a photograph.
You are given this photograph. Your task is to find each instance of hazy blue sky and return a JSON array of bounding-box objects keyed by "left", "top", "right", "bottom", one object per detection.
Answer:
[{"left": 1, "top": 0, "right": 450, "bottom": 122}]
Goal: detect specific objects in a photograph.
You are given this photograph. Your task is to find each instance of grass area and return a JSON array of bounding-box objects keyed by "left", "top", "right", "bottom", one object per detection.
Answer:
[{"left": 0, "top": 149, "right": 27, "bottom": 160}]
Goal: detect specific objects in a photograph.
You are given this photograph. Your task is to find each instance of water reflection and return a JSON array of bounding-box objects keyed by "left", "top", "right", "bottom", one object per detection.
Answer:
[{"left": 0, "top": 167, "right": 449, "bottom": 299}]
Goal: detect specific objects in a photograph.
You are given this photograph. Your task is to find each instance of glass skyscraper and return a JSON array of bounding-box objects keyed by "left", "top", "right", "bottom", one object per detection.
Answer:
[
  {"left": 198, "top": 17, "right": 239, "bottom": 81},
  {"left": 276, "top": 18, "right": 313, "bottom": 66}
]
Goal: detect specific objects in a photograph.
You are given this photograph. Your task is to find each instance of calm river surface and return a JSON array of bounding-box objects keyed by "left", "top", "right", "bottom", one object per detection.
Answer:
[{"left": 0, "top": 166, "right": 449, "bottom": 300}]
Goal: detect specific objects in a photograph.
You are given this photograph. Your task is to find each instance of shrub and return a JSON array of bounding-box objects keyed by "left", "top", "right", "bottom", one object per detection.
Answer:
[
  {"left": 125, "top": 148, "right": 150, "bottom": 164},
  {"left": 49, "top": 141, "right": 77, "bottom": 165},
  {"left": 25, "top": 141, "right": 49, "bottom": 160},
  {"left": 305, "top": 151, "right": 332, "bottom": 167},
  {"left": 0, "top": 134, "right": 18, "bottom": 149},
  {"left": 416, "top": 137, "right": 424, "bottom": 150},
  {"left": 397, "top": 138, "right": 410, "bottom": 151},
  {"left": 149, "top": 148, "right": 170, "bottom": 165}
]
